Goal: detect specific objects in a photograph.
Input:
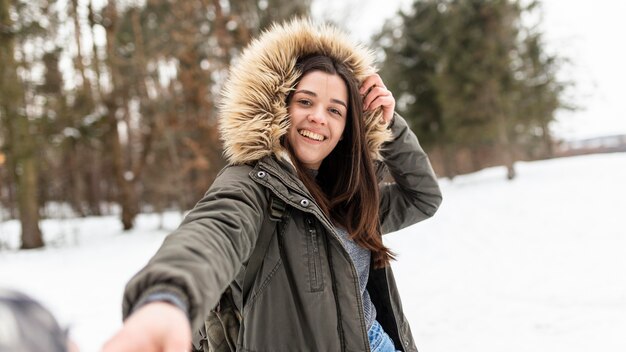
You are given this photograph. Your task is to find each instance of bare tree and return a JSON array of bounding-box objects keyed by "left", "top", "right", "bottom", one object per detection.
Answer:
[{"left": 0, "top": 0, "right": 43, "bottom": 248}]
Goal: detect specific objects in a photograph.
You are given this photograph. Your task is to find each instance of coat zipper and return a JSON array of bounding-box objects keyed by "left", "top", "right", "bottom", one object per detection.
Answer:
[
  {"left": 323, "top": 226, "right": 346, "bottom": 352},
  {"left": 306, "top": 217, "right": 323, "bottom": 292}
]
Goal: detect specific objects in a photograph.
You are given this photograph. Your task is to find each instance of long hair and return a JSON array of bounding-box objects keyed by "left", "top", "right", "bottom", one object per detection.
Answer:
[{"left": 285, "top": 55, "right": 394, "bottom": 268}]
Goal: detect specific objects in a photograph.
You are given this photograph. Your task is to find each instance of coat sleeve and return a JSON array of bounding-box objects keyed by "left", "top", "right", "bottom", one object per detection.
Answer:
[
  {"left": 121, "top": 165, "right": 267, "bottom": 332},
  {"left": 378, "top": 113, "right": 443, "bottom": 235}
]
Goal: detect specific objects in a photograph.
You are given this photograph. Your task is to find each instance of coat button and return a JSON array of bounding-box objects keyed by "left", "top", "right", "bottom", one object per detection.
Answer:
[
  {"left": 256, "top": 171, "right": 266, "bottom": 178},
  {"left": 300, "top": 199, "right": 310, "bottom": 207}
]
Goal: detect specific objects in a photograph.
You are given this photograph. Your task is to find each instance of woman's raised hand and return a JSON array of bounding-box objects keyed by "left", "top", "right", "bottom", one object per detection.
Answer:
[
  {"left": 360, "top": 74, "right": 395, "bottom": 125},
  {"left": 102, "top": 302, "right": 192, "bottom": 352}
]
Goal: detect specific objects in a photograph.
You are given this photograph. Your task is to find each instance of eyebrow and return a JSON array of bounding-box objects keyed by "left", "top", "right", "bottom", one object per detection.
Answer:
[{"left": 294, "top": 89, "right": 347, "bottom": 109}]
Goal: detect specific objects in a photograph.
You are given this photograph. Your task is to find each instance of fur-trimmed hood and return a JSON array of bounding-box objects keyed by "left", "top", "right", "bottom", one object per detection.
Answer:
[{"left": 219, "top": 18, "right": 392, "bottom": 165}]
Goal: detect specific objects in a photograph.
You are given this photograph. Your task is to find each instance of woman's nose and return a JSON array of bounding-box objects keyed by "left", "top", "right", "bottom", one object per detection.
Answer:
[{"left": 307, "top": 107, "right": 327, "bottom": 125}]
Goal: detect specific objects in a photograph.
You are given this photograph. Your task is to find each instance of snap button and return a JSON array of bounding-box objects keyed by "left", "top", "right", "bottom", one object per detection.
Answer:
[
  {"left": 300, "top": 199, "right": 310, "bottom": 207},
  {"left": 256, "top": 171, "right": 266, "bottom": 178}
]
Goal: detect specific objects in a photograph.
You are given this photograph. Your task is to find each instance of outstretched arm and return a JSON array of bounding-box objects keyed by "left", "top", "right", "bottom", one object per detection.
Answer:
[{"left": 104, "top": 165, "right": 268, "bottom": 351}]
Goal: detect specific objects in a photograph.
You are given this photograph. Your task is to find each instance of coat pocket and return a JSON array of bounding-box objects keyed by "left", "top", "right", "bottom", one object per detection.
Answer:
[{"left": 305, "top": 217, "right": 324, "bottom": 292}]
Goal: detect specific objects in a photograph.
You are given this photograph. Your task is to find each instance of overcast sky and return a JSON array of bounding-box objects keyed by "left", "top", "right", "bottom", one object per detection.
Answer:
[{"left": 312, "top": 0, "right": 626, "bottom": 140}]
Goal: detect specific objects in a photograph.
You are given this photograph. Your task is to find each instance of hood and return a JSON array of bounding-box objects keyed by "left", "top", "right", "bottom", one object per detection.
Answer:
[{"left": 219, "top": 18, "right": 392, "bottom": 165}]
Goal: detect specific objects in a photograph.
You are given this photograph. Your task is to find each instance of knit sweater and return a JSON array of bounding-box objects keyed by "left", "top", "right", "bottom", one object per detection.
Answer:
[{"left": 335, "top": 227, "right": 376, "bottom": 330}]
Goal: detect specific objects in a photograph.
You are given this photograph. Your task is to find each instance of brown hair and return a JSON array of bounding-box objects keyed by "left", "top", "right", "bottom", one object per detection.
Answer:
[{"left": 285, "top": 55, "right": 394, "bottom": 268}]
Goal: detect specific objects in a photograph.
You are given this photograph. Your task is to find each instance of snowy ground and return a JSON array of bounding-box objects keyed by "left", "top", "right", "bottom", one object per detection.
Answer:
[{"left": 1, "top": 153, "right": 625, "bottom": 352}]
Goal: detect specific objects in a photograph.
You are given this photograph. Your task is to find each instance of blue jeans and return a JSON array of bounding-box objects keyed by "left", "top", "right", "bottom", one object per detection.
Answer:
[{"left": 368, "top": 320, "right": 400, "bottom": 352}]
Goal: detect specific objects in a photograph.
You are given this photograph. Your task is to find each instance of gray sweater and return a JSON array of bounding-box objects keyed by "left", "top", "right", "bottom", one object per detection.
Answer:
[{"left": 335, "top": 227, "right": 377, "bottom": 330}]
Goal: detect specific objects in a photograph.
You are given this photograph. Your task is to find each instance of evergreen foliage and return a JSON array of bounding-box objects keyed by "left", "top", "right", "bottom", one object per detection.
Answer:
[{"left": 376, "top": 0, "right": 568, "bottom": 179}]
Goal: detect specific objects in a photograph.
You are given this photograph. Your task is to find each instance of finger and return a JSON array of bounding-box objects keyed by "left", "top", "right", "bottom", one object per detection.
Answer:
[
  {"left": 359, "top": 74, "right": 385, "bottom": 95},
  {"left": 367, "top": 95, "right": 394, "bottom": 112},
  {"left": 367, "top": 96, "right": 395, "bottom": 122},
  {"left": 363, "top": 86, "right": 392, "bottom": 111},
  {"left": 362, "top": 86, "right": 388, "bottom": 110}
]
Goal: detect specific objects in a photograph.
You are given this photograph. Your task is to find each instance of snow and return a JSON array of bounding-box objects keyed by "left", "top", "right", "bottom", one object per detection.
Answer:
[{"left": 1, "top": 153, "right": 625, "bottom": 352}]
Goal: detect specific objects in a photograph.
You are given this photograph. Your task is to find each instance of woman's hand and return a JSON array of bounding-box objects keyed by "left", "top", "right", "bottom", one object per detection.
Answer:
[
  {"left": 360, "top": 74, "right": 395, "bottom": 125},
  {"left": 102, "top": 302, "right": 192, "bottom": 352}
]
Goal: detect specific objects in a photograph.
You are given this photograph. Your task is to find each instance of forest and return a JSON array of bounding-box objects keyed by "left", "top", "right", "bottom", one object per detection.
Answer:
[{"left": 0, "top": 0, "right": 567, "bottom": 248}]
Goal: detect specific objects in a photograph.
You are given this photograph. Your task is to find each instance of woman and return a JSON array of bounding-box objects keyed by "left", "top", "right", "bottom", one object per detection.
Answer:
[{"left": 104, "top": 19, "right": 442, "bottom": 352}]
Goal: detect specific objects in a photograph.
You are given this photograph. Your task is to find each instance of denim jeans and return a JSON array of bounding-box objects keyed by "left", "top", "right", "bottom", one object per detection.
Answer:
[{"left": 368, "top": 320, "right": 400, "bottom": 352}]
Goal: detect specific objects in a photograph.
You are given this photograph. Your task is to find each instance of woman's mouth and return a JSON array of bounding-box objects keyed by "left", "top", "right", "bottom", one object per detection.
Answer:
[{"left": 298, "top": 129, "right": 325, "bottom": 141}]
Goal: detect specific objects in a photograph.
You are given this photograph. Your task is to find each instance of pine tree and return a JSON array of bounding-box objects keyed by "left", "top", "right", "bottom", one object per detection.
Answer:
[{"left": 377, "top": 0, "right": 567, "bottom": 179}]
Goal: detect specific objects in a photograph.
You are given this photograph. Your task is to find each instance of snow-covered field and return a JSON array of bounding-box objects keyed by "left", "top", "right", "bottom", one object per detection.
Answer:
[{"left": 1, "top": 153, "right": 625, "bottom": 352}]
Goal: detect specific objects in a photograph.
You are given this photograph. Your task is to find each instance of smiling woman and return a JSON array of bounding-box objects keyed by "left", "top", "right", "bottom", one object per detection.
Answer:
[
  {"left": 282, "top": 53, "right": 395, "bottom": 282},
  {"left": 103, "top": 19, "right": 442, "bottom": 352},
  {"left": 286, "top": 68, "right": 348, "bottom": 170}
]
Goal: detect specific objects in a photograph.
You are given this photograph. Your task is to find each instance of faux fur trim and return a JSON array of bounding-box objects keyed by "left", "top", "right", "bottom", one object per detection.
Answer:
[{"left": 219, "top": 18, "right": 392, "bottom": 165}]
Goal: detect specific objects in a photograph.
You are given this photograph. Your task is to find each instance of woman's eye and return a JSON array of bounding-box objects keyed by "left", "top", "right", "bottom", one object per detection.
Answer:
[
  {"left": 298, "top": 99, "right": 311, "bottom": 106},
  {"left": 329, "top": 108, "right": 342, "bottom": 116}
]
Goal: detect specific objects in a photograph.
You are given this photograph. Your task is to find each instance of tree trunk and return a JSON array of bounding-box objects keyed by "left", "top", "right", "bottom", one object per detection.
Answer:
[
  {"left": 4, "top": 108, "right": 44, "bottom": 250},
  {"left": 541, "top": 119, "right": 554, "bottom": 158},
  {"left": 88, "top": 0, "right": 104, "bottom": 101},
  {"left": 0, "top": 0, "right": 43, "bottom": 248},
  {"left": 103, "top": 0, "right": 139, "bottom": 230},
  {"left": 105, "top": 100, "right": 138, "bottom": 230},
  {"left": 71, "top": 0, "right": 93, "bottom": 101},
  {"left": 67, "top": 139, "right": 87, "bottom": 216},
  {"left": 86, "top": 0, "right": 106, "bottom": 216},
  {"left": 85, "top": 154, "right": 102, "bottom": 215},
  {"left": 16, "top": 144, "right": 43, "bottom": 249},
  {"left": 69, "top": 0, "right": 95, "bottom": 216},
  {"left": 495, "top": 112, "right": 516, "bottom": 180}
]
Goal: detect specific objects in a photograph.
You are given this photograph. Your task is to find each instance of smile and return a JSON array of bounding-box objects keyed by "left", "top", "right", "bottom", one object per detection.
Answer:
[{"left": 298, "top": 129, "right": 326, "bottom": 141}]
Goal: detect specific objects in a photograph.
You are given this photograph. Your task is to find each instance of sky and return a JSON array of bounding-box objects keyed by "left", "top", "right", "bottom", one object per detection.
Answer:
[
  {"left": 312, "top": 0, "right": 626, "bottom": 140},
  {"left": 540, "top": 0, "right": 626, "bottom": 140},
  {"left": 1, "top": 152, "right": 625, "bottom": 351}
]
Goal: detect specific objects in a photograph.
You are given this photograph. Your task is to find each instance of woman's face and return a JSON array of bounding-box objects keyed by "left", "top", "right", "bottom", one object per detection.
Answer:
[{"left": 287, "top": 70, "right": 348, "bottom": 170}]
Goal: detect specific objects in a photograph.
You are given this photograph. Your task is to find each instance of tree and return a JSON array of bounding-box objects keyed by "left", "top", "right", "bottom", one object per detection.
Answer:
[
  {"left": 514, "top": 29, "right": 566, "bottom": 159},
  {"left": 0, "top": 0, "right": 43, "bottom": 248},
  {"left": 96, "top": 0, "right": 313, "bottom": 229},
  {"left": 1, "top": 0, "right": 313, "bottom": 237},
  {"left": 377, "top": 0, "right": 567, "bottom": 179}
]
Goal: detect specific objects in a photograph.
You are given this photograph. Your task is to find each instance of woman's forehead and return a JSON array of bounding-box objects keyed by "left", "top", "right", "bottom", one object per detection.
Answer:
[{"left": 296, "top": 71, "right": 348, "bottom": 98}]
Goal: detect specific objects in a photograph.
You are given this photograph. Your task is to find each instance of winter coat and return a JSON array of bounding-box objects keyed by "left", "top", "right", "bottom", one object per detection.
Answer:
[{"left": 122, "top": 19, "right": 442, "bottom": 352}]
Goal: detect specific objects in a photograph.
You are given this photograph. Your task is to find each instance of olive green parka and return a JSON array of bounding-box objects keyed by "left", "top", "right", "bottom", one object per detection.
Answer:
[{"left": 122, "top": 19, "right": 442, "bottom": 352}]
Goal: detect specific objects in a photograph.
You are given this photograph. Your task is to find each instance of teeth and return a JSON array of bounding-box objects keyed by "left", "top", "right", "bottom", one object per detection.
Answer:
[{"left": 299, "top": 130, "right": 325, "bottom": 141}]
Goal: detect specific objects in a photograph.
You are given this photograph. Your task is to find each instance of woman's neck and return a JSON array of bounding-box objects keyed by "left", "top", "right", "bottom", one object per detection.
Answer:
[{"left": 305, "top": 168, "right": 319, "bottom": 178}]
